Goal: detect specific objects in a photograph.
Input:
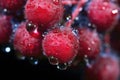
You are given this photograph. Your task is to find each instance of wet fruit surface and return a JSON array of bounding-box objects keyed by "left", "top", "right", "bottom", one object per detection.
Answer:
[{"left": 0, "top": 0, "right": 120, "bottom": 80}]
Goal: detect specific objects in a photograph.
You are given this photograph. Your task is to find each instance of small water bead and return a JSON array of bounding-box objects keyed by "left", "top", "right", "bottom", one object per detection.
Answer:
[
  {"left": 53, "top": 0, "right": 60, "bottom": 5},
  {"left": 66, "top": 15, "right": 72, "bottom": 21},
  {"left": 4, "top": 47, "right": 11, "bottom": 53},
  {"left": 2, "top": 8, "right": 11, "bottom": 15},
  {"left": 64, "top": 5, "right": 74, "bottom": 21},
  {"left": 57, "top": 63, "right": 68, "bottom": 70},
  {"left": 88, "top": 47, "right": 91, "bottom": 51},
  {"left": 48, "top": 56, "right": 59, "bottom": 65},
  {"left": 2, "top": 46, "right": 11, "bottom": 54},
  {"left": 3, "top": 8, "right": 8, "bottom": 13},
  {"left": 29, "top": 57, "right": 39, "bottom": 65},
  {"left": 84, "top": 55, "right": 92, "bottom": 68}
]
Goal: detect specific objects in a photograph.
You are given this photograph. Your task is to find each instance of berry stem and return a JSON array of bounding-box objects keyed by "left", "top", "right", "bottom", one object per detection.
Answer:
[{"left": 65, "top": 0, "right": 87, "bottom": 27}]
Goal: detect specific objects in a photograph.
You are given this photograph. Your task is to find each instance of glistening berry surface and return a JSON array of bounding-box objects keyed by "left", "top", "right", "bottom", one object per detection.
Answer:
[
  {"left": 14, "top": 22, "right": 42, "bottom": 58},
  {"left": 87, "top": 0, "right": 119, "bottom": 32},
  {"left": 78, "top": 27, "right": 101, "bottom": 59},
  {"left": 42, "top": 27, "right": 79, "bottom": 63},
  {"left": 85, "top": 54, "right": 120, "bottom": 80},
  {"left": 25, "top": 0, "right": 64, "bottom": 30}
]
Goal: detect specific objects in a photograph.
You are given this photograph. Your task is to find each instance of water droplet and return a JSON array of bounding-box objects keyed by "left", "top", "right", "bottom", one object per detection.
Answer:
[
  {"left": 112, "top": 9, "right": 118, "bottom": 15},
  {"left": 29, "top": 57, "right": 39, "bottom": 65},
  {"left": 26, "top": 21, "right": 36, "bottom": 32},
  {"left": 26, "top": 22, "right": 41, "bottom": 38},
  {"left": 3, "top": 8, "right": 8, "bottom": 13},
  {"left": 4, "top": 47, "right": 11, "bottom": 53},
  {"left": 88, "top": 47, "right": 91, "bottom": 51},
  {"left": 53, "top": 0, "right": 59, "bottom": 5},
  {"left": 66, "top": 15, "right": 72, "bottom": 21},
  {"left": 84, "top": 55, "right": 91, "bottom": 68},
  {"left": 48, "top": 56, "right": 59, "bottom": 65},
  {"left": 2, "top": 8, "right": 10, "bottom": 14},
  {"left": 57, "top": 63, "right": 68, "bottom": 70},
  {"left": 1, "top": 44, "right": 13, "bottom": 55}
]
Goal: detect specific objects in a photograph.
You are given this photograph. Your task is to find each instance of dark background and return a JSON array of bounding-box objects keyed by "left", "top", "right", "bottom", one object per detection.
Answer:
[
  {"left": 0, "top": 44, "right": 83, "bottom": 80},
  {"left": 0, "top": 44, "right": 119, "bottom": 80}
]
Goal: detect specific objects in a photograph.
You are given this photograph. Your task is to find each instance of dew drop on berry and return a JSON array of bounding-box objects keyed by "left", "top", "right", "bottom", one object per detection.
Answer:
[
  {"left": 29, "top": 57, "right": 39, "bottom": 65},
  {"left": 26, "top": 22, "right": 41, "bottom": 38},
  {"left": 57, "top": 63, "right": 68, "bottom": 70},
  {"left": 84, "top": 55, "right": 92, "bottom": 68},
  {"left": 26, "top": 22, "right": 36, "bottom": 33},
  {"left": 88, "top": 47, "right": 91, "bottom": 51},
  {"left": 111, "top": 9, "right": 118, "bottom": 15},
  {"left": 48, "top": 56, "right": 59, "bottom": 65},
  {"left": 53, "top": 0, "right": 59, "bottom": 5},
  {"left": 66, "top": 15, "right": 72, "bottom": 21}
]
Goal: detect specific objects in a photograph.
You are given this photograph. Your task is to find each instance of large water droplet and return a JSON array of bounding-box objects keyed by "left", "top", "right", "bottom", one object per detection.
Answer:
[
  {"left": 26, "top": 21, "right": 36, "bottom": 32},
  {"left": 29, "top": 57, "right": 39, "bottom": 65},
  {"left": 48, "top": 56, "right": 59, "bottom": 65},
  {"left": 57, "top": 63, "right": 68, "bottom": 70},
  {"left": 26, "top": 21, "right": 41, "bottom": 38}
]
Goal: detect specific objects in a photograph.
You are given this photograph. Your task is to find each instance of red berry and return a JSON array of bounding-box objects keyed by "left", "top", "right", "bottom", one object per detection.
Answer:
[
  {"left": 25, "top": 0, "right": 64, "bottom": 30},
  {"left": 42, "top": 27, "right": 79, "bottom": 64},
  {"left": 0, "top": 0, "right": 25, "bottom": 12},
  {"left": 0, "top": 14, "right": 12, "bottom": 44},
  {"left": 13, "top": 22, "right": 42, "bottom": 58},
  {"left": 78, "top": 28, "right": 101, "bottom": 59},
  {"left": 85, "top": 54, "right": 120, "bottom": 80},
  {"left": 87, "top": 0, "right": 119, "bottom": 32}
]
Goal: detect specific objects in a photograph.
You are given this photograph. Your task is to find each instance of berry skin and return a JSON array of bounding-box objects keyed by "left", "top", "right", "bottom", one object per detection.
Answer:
[
  {"left": 0, "top": 0, "right": 25, "bottom": 12},
  {"left": 85, "top": 54, "right": 120, "bottom": 80},
  {"left": 13, "top": 22, "right": 42, "bottom": 58},
  {"left": 0, "top": 14, "right": 12, "bottom": 44},
  {"left": 25, "top": 0, "right": 64, "bottom": 30},
  {"left": 78, "top": 28, "right": 101, "bottom": 59},
  {"left": 87, "top": 0, "right": 119, "bottom": 32},
  {"left": 42, "top": 27, "right": 79, "bottom": 63}
]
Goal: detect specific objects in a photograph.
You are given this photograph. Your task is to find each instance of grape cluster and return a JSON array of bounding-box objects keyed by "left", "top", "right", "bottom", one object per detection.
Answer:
[{"left": 0, "top": 0, "right": 120, "bottom": 80}]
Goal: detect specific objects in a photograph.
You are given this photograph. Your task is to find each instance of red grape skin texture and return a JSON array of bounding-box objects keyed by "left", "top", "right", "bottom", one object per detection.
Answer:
[
  {"left": 0, "top": 0, "right": 25, "bottom": 11},
  {"left": 42, "top": 27, "right": 79, "bottom": 63},
  {"left": 87, "top": 0, "right": 119, "bottom": 32},
  {"left": 25, "top": 0, "right": 64, "bottom": 30},
  {"left": 0, "top": 15, "right": 12, "bottom": 44},
  {"left": 14, "top": 22, "right": 42, "bottom": 58},
  {"left": 78, "top": 28, "right": 101, "bottom": 59},
  {"left": 85, "top": 54, "right": 120, "bottom": 80}
]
